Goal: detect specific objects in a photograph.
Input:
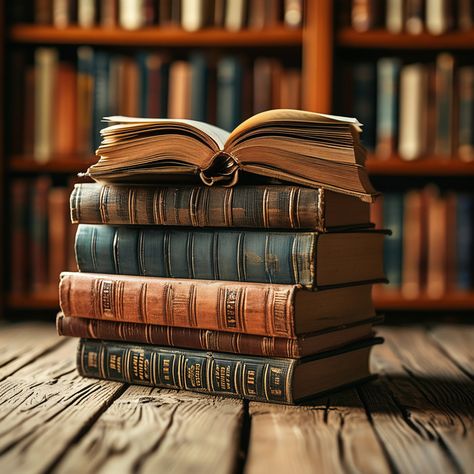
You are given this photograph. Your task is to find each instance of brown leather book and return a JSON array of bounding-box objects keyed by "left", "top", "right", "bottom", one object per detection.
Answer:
[
  {"left": 57, "top": 313, "right": 380, "bottom": 358},
  {"left": 48, "top": 187, "right": 69, "bottom": 288},
  {"left": 168, "top": 60, "right": 191, "bottom": 119},
  {"left": 59, "top": 272, "right": 376, "bottom": 338},
  {"left": 69, "top": 183, "right": 371, "bottom": 230},
  {"left": 54, "top": 63, "right": 77, "bottom": 156}
]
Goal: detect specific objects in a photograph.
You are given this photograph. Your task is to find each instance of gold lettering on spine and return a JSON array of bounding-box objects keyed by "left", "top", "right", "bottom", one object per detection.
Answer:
[
  {"left": 99, "top": 185, "right": 109, "bottom": 223},
  {"left": 224, "top": 187, "right": 233, "bottom": 227},
  {"left": 291, "top": 235, "right": 299, "bottom": 284},
  {"left": 189, "top": 186, "right": 200, "bottom": 227},
  {"left": 128, "top": 188, "right": 136, "bottom": 224},
  {"left": 138, "top": 282, "right": 147, "bottom": 323},
  {"left": 294, "top": 188, "right": 301, "bottom": 228},
  {"left": 273, "top": 289, "right": 291, "bottom": 336},
  {"left": 224, "top": 287, "right": 238, "bottom": 328},
  {"left": 262, "top": 188, "right": 269, "bottom": 228},
  {"left": 288, "top": 187, "right": 297, "bottom": 228},
  {"left": 188, "top": 283, "right": 197, "bottom": 327},
  {"left": 99, "top": 280, "right": 114, "bottom": 318}
]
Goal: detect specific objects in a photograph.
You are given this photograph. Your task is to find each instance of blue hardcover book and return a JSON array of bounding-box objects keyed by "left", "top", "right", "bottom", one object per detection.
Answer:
[
  {"left": 217, "top": 56, "right": 242, "bottom": 131},
  {"left": 76, "top": 46, "right": 95, "bottom": 154},
  {"left": 376, "top": 58, "right": 400, "bottom": 157},
  {"left": 92, "top": 51, "right": 110, "bottom": 151},
  {"left": 75, "top": 225, "right": 387, "bottom": 289},
  {"left": 383, "top": 193, "right": 404, "bottom": 288},
  {"left": 190, "top": 52, "right": 208, "bottom": 122},
  {"left": 353, "top": 62, "right": 376, "bottom": 151},
  {"left": 456, "top": 194, "right": 474, "bottom": 289}
]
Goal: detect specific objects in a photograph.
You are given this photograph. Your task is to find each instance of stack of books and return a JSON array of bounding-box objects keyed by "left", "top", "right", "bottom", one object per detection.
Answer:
[{"left": 57, "top": 109, "right": 386, "bottom": 404}]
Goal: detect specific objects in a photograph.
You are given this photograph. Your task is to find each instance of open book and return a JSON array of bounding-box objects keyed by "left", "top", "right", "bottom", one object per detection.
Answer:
[{"left": 85, "top": 109, "right": 377, "bottom": 201}]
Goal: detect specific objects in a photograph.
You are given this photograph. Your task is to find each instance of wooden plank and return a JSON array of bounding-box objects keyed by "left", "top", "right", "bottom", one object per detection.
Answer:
[
  {"left": 0, "top": 322, "right": 63, "bottom": 381},
  {"left": 371, "top": 326, "right": 474, "bottom": 472},
  {"left": 0, "top": 338, "right": 125, "bottom": 474},
  {"left": 54, "top": 386, "right": 244, "bottom": 474},
  {"left": 429, "top": 325, "right": 474, "bottom": 378},
  {"left": 246, "top": 389, "right": 390, "bottom": 474}
]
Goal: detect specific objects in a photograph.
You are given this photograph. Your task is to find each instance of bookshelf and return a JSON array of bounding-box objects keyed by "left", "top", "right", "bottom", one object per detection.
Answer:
[{"left": 2, "top": 0, "right": 474, "bottom": 314}]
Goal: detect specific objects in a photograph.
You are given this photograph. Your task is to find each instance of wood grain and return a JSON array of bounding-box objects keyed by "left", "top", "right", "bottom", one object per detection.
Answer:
[
  {"left": 371, "top": 326, "right": 474, "bottom": 472},
  {"left": 0, "top": 338, "right": 125, "bottom": 474},
  {"left": 54, "top": 387, "right": 244, "bottom": 474},
  {"left": 429, "top": 325, "right": 474, "bottom": 378},
  {"left": 246, "top": 388, "right": 390, "bottom": 474},
  {"left": 0, "top": 322, "right": 63, "bottom": 382}
]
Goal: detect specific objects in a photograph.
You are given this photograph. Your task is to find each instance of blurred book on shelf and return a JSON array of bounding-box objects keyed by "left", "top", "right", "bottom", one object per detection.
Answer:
[
  {"left": 10, "top": 47, "right": 302, "bottom": 162},
  {"left": 371, "top": 186, "right": 474, "bottom": 299},
  {"left": 21, "top": 0, "right": 303, "bottom": 30},
  {"left": 342, "top": 53, "right": 474, "bottom": 162},
  {"left": 349, "top": 0, "right": 473, "bottom": 34}
]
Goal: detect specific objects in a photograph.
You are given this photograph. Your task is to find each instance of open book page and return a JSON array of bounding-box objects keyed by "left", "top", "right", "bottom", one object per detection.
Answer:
[
  {"left": 226, "top": 109, "right": 362, "bottom": 147},
  {"left": 103, "top": 116, "right": 230, "bottom": 150}
]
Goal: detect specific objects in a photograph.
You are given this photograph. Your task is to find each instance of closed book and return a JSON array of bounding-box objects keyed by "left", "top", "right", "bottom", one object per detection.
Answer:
[
  {"left": 253, "top": 57, "right": 273, "bottom": 114},
  {"left": 280, "top": 68, "right": 301, "bottom": 110},
  {"left": 76, "top": 47, "right": 95, "bottom": 155},
  {"left": 54, "top": 63, "right": 77, "bottom": 155},
  {"left": 352, "top": 62, "right": 376, "bottom": 151},
  {"left": 398, "top": 64, "right": 428, "bottom": 160},
  {"left": 100, "top": 0, "right": 117, "bottom": 27},
  {"left": 76, "top": 337, "right": 381, "bottom": 404},
  {"left": 405, "top": 0, "right": 424, "bottom": 34},
  {"left": 351, "top": 0, "right": 376, "bottom": 32},
  {"left": 48, "top": 188, "right": 69, "bottom": 288},
  {"left": 425, "top": 0, "right": 451, "bottom": 34},
  {"left": 74, "top": 226, "right": 386, "bottom": 288},
  {"left": 57, "top": 313, "right": 380, "bottom": 358},
  {"left": 434, "top": 53, "right": 454, "bottom": 157},
  {"left": 70, "top": 183, "right": 371, "bottom": 230},
  {"left": 401, "top": 190, "right": 424, "bottom": 298},
  {"left": 458, "top": 67, "right": 474, "bottom": 162},
  {"left": 225, "top": 0, "right": 246, "bottom": 31},
  {"left": 59, "top": 271, "right": 376, "bottom": 337},
  {"left": 10, "top": 180, "right": 30, "bottom": 294},
  {"left": 34, "top": 48, "right": 58, "bottom": 162},
  {"left": 53, "top": 0, "right": 71, "bottom": 28},
  {"left": 92, "top": 51, "right": 110, "bottom": 151},
  {"left": 458, "top": 0, "right": 473, "bottom": 30},
  {"left": 119, "top": 0, "right": 145, "bottom": 29},
  {"left": 383, "top": 193, "right": 404, "bottom": 289},
  {"left": 385, "top": 0, "right": 403, "bottom": 33},
  {"left": 31, "top": 176, "right": 52, "bottom": 292},
  {"left": 181, "top": 0, "right": 206, "bottom": 31},
  {"left": 168, "top": 60, "right": 191, "bottom": 119},
  {"left": 216, "top": 56, "right": 242, "bottom": 131},
  {"left": 78, "top": 0, "right": 96, "bottom": 27},
  {"left": 24, "top": 66, "right": 36, "bottom": 155},
  {"left": 376, "top": 58, "right": 400, "bottom": 158},
  {"left": 139, "top": 53, "right": 169, "bottom": 118},
  {"left": 284, "top": 0, "right": 303, "bottom": 28},
  {"left": 190, "top": 52, "right": 209, "bottom": 122},
  {"left": 456, "top": 194, "right": 473, "bottom": 290},
  {"left": 425, "top": 186, "right": 448, "bottom": 297}
]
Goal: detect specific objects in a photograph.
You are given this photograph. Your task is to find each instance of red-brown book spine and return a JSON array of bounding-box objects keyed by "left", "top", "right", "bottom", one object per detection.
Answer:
[{"left": 59, "top": 272, "right": 298, "bottom": 338}]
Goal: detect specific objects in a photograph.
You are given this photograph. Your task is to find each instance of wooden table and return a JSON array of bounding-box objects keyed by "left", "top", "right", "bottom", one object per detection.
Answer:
[{"left": 0, "top": 323, "right": 472, "bottom": 474}]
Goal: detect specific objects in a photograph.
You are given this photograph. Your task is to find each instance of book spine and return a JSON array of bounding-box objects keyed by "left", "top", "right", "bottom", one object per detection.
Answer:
[
  {"left": 59, "top": 272, "right": 298, "bottom": 337},
  {"left": 456, "top": 195, "right": 473, "bottom": 290},
  {"left": 217, "top": 56, "right": 242, "bottom": 131},
  {"left": 75, "top": 225, "right": 316, "bottom": 287},
  {"left": 458, "top": 67, "right": 474, "bottom": 161},
  {"left": 190, "top": 52, "right": 208, "bottom": 122},
  {"left": 77, "top": 338, "right": 295, "bottom": 403},
  {"left": 57, "top": 314, "right": 302, "bottom": 358},
  {"left": 70, "top": 183, "right": 323, "bottom": 229},
  {"left": 383, "top": 193, "right": 404, "bottom": 288}
]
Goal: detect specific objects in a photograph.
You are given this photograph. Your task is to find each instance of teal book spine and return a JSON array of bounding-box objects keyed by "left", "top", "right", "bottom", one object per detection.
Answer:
[
  {"left": 75, "top": 225, "right": 316, "bottom": 287},
  {"left": 382, "top": 193, "right": 403, "bottom": 288},
  {"left": 77, "top": 338, "right": 295, "bottom": 403}
]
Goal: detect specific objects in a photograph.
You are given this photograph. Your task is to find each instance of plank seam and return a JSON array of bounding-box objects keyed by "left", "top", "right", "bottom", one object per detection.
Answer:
[{"left": 235, "top": 399, "right": 251, "bottom": 474}]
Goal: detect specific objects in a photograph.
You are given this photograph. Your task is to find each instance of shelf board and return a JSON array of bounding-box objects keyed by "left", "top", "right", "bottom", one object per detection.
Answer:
[
  {"left": 8, "top": 292, "right": 59, "bottom": 310},
  {"left": 337, "top": 28, "right": 474, "bottom": 49},
  {"left": 9, "top": 25, "right": 303, "bottom": 47},
  {"left": 374, "top": 292, "right": 474, "bottom": 310},
  {"left": 366, "top": 156, "right": 474, "bottom": 175},
  {"left": 10, "top": 155, "right": 94, "bottom": 173}
]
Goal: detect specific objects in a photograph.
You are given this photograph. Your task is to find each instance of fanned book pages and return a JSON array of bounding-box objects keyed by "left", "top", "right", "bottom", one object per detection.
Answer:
[{"left": 84, "top": 110, "right": 377, "bottom": 201}]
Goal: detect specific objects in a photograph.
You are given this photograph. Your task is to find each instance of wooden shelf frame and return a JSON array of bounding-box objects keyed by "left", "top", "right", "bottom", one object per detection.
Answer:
[
  {"left": 374, "top": 292, "right": 474, "bottom": 311},
  {"left": 10, "top": 155, "right": 96, "bottom": 173},
  {"left": 337, "top": 28, "right": 474, "bottom": 49},
  {"left": 366, "top": 157, "right": 474, "bottom": 175},
  {"left": 9, "top": 25, "right": 303, "bottom": 47}
]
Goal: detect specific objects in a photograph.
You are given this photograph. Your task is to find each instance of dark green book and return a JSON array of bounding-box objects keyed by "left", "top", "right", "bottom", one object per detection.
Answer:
[
  {"left": 77, "top": 338, "right": 382, "bottom": 404},
  {"left": 75, "top": 225, "right": 386, "bottom": 289}
]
